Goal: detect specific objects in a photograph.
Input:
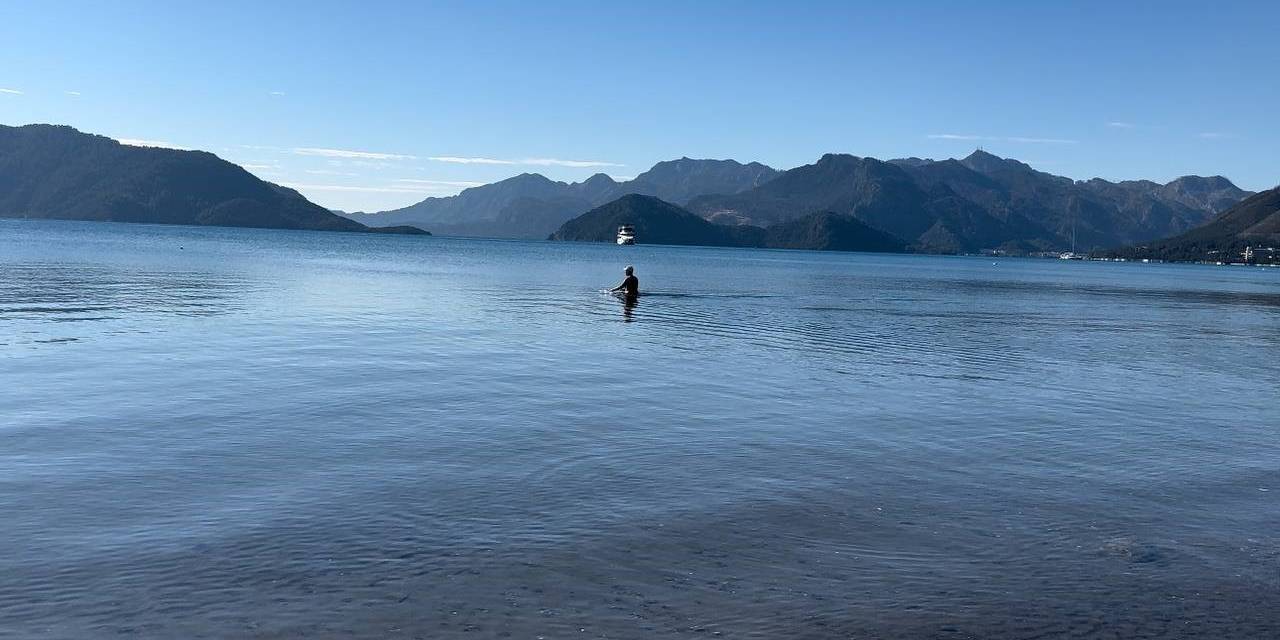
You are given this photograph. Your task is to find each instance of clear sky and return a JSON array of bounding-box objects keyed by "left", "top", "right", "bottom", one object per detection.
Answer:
[{"left": 2, "top": 0, "right": 1277, "bottom": 211}]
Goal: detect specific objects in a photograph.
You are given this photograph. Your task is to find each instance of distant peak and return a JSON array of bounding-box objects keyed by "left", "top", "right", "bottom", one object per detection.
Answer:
[
  {"left": 961, "top": 149, "right": 1034, "bottom": 174},
  {"left": 816, "top": 152, "right": 859, "bottom": 164},
  {"left": 963, "top": 149, "right": 1002, "bottom": 162},
  {"left": 1167, "top": 175, "right": 1236, "bottom": 190}
]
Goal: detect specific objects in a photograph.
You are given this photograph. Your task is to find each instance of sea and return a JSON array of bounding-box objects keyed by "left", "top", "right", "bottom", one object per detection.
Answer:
[{"left": 2, "top": 219, "right": 1278, "bottom": 639}]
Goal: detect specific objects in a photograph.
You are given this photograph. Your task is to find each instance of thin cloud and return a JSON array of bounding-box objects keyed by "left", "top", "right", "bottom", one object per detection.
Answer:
[
  {"left": 116, "top": 138, "right": 189, "bottom": 150},
  {"left": 1198, "top": 132, "right": 1236, "bottom": 140},
  {"left": 305, "top": 169, "right": 359, "bottom": 176},
  {"left": 65, "top": 90, "right": 82, "bottom": 97},
  {"left": 928, "top": 133, "right": 1077, "bottom": 144},
  {"left": 610, "top": 175, "right": 636, "bottom": 181},
  {"left": 1005, "top": 137, "right": 1078, "bottom": 144},
  {"left": 394, "top": 178, "right": 486, "bottom": 187},
  {"left": 280, "top": 182, "right": 442, "bottom": 194},
  {"left": 240, "top": 163, "right": 278, "bottom": 171},
  {"left": 428, "top": 156, "right": 623, "bottom": 167},
  {"left": 523, "top": 157, "right": 624, "bottom": 168},
  {"left": 1106, "top": 121, "right": 1134, "bottom": 128},
  {"left": 269, "top": 91, "right": 286, "bottom": 96},
  {"left": 428, "top": 156, "right": 517, "bottom": 165},
  {"left": 292, "top": 147, "right": 417, "bottom": 161},
  {"left": 0, "top": 88, "right": 23, "bottom": 95}
]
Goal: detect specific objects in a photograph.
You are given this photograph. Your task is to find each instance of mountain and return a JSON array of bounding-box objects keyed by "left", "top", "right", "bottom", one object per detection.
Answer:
[
  {"left": 342, "top": 158, "right": 779, "bottom": 238},
  {"left": 1102, "top": 186, "right": 1280, "bottom": 263},
  {"left": 619, "top": 157, "right": 778, "bottom": 205},
  {"left": 689, "top": 150, "right": 1251, "bottom": 253},
  {"left": 549, "top": 194, "right": 763, "bottom": 247},
  {"left": 1160, "top": 175, "right": 1253, "bottom": 214},
  {"left": 0, "top": 124, "right": 426, "bottom": 234},
  {"left": 549, "top": 194, "right": 907, "bottom": 254},
  {"left": 762, "top": 211, "right": 905, "bottom": 253},
  {"left": 687, "top": 153, "right": 1051, "bottom": 253}
]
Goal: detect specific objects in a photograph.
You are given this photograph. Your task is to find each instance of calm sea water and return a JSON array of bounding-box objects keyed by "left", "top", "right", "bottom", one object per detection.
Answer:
[{"left": 2, "top": 219, "right": 1278, "bottom": 639}]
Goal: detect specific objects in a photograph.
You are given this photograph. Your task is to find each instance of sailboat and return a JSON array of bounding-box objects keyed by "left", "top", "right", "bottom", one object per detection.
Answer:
[{"left": 1059, "top": 210, "right": 1083, "bottom": 259}]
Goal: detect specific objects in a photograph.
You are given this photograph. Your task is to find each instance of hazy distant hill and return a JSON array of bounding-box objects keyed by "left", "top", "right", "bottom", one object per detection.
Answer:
[
  {"left": 0, "top": 124, "right": 426, "bottom": 234},
  {"left": 342, "top": 158, "right": 778, "bottom": 238},
  {"left": 1102, "top": 185, "right": 1280, "bottom": 262},
  {"left": 549, "top": 194, "right": 906, "bottom": 254},
  {"left": 689, "top": 150, "right": 1250, "bottom": 253}
]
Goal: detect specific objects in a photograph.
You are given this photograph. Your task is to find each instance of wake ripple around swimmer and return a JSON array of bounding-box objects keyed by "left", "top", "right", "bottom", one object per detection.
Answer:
[{"left": 582, "top": 288, "right": 1014, "bottom": 373}]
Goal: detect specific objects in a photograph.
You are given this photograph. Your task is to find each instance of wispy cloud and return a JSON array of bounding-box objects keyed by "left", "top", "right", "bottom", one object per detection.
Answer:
[
  {"left": 116, "top": 138, "right": 189, "bottom": 150},
  {"left": 427, "top": 156, "right": 517, "bottom": 165},
  {"left": 1197, "top": 132, "right": 1237, "bottom": 140},
  {"left": 240, "top": 163, "right": 278, "bottom": 171},
  {"left": 1005, "top": 137, "right": 1078, "bottom": 144},
  {"left": 305, "top": 169, "right": 359, "bottom": 176},
  {"left": 610, "top": 175, "right": 636, "bottom": 182},
  {"left": 394, "top": 178, "right": 486, "bottom": 187},
  {"left": 928, "top": 133, "right": 1078, "bottom": 144},
  {"left": 0, "top": 88, "right": 23, "bottom": 95},
  {"left": 292, "top": 147, "right": 417, "bottom": 161},
  {"left": 1106, "top": 121, "right": 1134, "bottom": 128},
  {"left": 523, "top": 157, "right": 624, "bottom": 168},
  {"left": 927, "top": 134, "right": 984, "bottom": 141},
  {"left": 280, "top": 182, "right": 443, "bottom": 194},
  {"left": 65, "top": 90, "right": 82, "bottom": 97},
  {"left": 427, "top": 156, "right": 622, "bottom": 167},
  {"left": 269, "top": 91, "right": 285, "bottom": 96}
]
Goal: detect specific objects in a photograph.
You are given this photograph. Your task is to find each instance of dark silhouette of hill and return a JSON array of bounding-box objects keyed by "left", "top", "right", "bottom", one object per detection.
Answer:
[
  {"left": 1102, "top": 186, "right": 1280, "bottom": 262},
  {"left": 762, "top": 211, "right": 905, "bottom": 252},
  {"left": 0, "top": 124, "right": 426, "bottom": 234},
  {"left": 549, "top": 194, "right": 906, "bottom": 253},
  {"left": 342, "top": 158, "right": 778, "bottom": 238},
  {"left": 550, "top": 194, "right": 762, "bottom": 247}
]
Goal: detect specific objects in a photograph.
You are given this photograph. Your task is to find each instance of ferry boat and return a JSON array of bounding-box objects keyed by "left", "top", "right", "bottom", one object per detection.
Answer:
[{"left": 616, "top": 225, "right": 636, "bottom": 245}]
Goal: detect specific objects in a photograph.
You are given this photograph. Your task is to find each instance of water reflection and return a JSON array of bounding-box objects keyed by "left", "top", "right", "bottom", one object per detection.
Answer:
[
  {"left": 0, "top": 263, "right": 248, "bottom": 345},
  {"left": 619, "top": 292, "right": 638, "bottom": 322}
]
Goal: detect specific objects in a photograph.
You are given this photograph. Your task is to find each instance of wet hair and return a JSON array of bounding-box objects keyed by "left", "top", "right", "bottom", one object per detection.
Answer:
[{"left": 624, "top": 265, "right": 634, "bottom": 275}]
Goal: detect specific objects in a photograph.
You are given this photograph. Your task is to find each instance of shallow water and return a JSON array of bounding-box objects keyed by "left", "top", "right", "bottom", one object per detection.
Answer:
[{"left": 2, "top": 219, "right": 1278, "bottom": 639}]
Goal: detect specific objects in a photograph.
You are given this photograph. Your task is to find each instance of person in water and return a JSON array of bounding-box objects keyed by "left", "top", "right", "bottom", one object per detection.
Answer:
[{"left": 611, "top": 265, "right": 639, "bottom": 297}]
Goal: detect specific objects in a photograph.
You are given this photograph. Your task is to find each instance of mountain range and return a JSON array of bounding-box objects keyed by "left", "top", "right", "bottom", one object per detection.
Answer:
[
  {"left": 349, "top": 150, "right": 1250, "bottom": 253},
  {"left": 1, "top": 122, "right": 1258, "bottom": 256},
  {"left": 688, "top": 151, "right": 1251, "bottom": 253},
  {"left": 549, "top": 193, "right": 907, "bottom": 254},
  {"left": 0, "top": 124, "right": 426, "bottom": 234},
  {"left": 1102, "top": 185, "right": 1280, "bottom": 263},
  {"left": 340, "top": 157, "right": 778, "bottom": 239}
]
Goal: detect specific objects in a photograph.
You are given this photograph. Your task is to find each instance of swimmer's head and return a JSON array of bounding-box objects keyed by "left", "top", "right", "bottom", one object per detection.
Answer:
[{"left": 624, "top": 265, "right": 634, "bottom": 276}]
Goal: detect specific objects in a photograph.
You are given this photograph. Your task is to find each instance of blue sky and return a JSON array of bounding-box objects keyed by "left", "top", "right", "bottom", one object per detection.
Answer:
[{"left": 2, "top": 0, "right": 1277, "bottom": 211}]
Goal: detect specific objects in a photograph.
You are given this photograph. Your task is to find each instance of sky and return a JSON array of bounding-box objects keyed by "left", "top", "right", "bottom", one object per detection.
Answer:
[{"left": 2, "top": 0, "right": 1278, "bottom": 212}]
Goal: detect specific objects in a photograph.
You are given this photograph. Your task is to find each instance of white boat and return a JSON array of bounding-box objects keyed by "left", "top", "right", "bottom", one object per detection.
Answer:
[{"left": 616, "top": 224, "right": 636, "bottom": 245}]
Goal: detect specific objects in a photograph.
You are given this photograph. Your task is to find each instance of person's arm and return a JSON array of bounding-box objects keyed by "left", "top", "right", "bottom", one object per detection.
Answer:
[{"left": 609, "top": 281, "right": 624, "bottom": 292}]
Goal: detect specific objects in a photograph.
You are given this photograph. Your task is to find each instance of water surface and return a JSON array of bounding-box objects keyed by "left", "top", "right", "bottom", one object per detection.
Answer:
[{"left": 2, "top": 220, "right": 1278, "bottom": 638}]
